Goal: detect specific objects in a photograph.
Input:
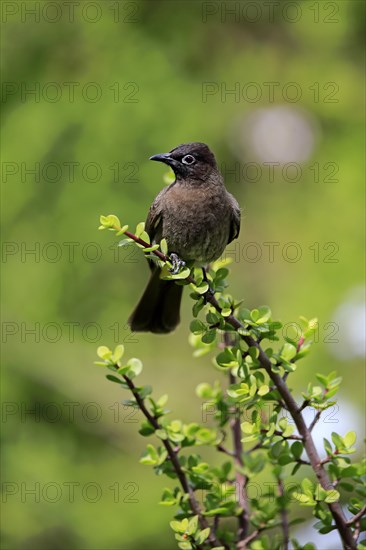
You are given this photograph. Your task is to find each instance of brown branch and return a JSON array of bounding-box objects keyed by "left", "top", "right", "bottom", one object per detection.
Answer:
[
  {"left": 353, "top": 521, "right": 361, "bottom": 543},
  {"left": 124, "top": 230, "right": 167, "bottom": 261},
  {"left": 309, "top": 410, "right": 322, "bottom": 432},
  {"left": 217, "top": 443, "right": 235, "bottom": 457},
  {"left": 229, "top": 371, "right": 250, "bottom": 542},
  {"left": 296, "top": 459, "right": 311, "bottom": 466},
  {"left": 278, "top": 478, "right": 289, "bottom": 550},
  {"left": 299, "top": 399, "right": 310, "bottom": 412},
  {"left": 122, "top": 374, "right": 223, "bottom": 548},
  {"left": 347, "top": 504, "right": 366, "bottom": 526},
  {"left": 266, "top": 430, "right": 303, "bottom": 441},
  {"left": 237, "top": 528, "right": 261, "bottom": 549},
  {"left": 204, "top": 293, "right": 356, "bottom": 550}
]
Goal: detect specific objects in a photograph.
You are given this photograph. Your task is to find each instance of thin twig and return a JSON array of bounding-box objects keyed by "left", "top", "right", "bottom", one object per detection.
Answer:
[
  {"left": 266, "top": 430, "right": 303, "bottom": 441},
  {"left": 353, "top": 521, "right": 361, "bottom": 543},
  {"left": 278, "top": 478, "right": 289, "bottom": 550},
  {"left": 122, "top": 374, "right": 223, "bottom": 548},
  {"left": 299, "top": 399, "right": 310, "bottom": 412},
  {"left": 237, "top": 528, "right": 261, "bottom": 549},
  {"left": 347, "top": 504, "right": 366, "bottom": 526},
  {"left": 229, "top": 371, "right": 249, "bottom": 541},
  {"left": 217, "top": 443, "right": 235, "bottom": 457},
  {"left": 309, "top": 410, "right": 322, "bottom": 432}
]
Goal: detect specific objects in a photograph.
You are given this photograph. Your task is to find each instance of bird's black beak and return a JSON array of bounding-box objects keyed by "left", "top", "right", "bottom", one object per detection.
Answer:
[{"left": 149, "top": 152, "right": 173, "bottom": 166}]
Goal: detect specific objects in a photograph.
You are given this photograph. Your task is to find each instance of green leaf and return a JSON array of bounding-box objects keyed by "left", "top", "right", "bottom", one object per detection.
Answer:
[
  {"left": 127, "top": 357, "right": 143, "bottom": 377},
  {"left": 118, "top": 238, "right": 133, "bottom": 247},
  {"left": 139, "top": 385, "right": 152, "bottom": 399},
  {"left": 256, "top": 305, "right": 272, "bottom": 324},
  {"left": 135, "top": 222, "right": 145, "bottom": 236},
  {"left": 112, "top": 344, "right": 125, "bottom": 362},
  {"left": 191, "top": 281, "right": 209, "bottom": 294},
  {"left": 239, "top": 308, "right": 252, "bottom": 322},
  {"left": 99, "top": 213, "right": 120, "bottom": 228},
  {"left": 143, "top": 244, "right": 160, "bottom": 253},
  {"left": 196, "top": 528, "right": 210, "bottom": 544},
  {"left": 206, "top": 311, "right": 220, "bottom": 325},
  {"left": 157, "top": 394, "right": 168, "bottom": 407},
  {"left": 196, "top": 383, "right": 213, "bottom": 399},
  {"left": 160, "top": 238, "right": 168, "bottom": 255},
  {"left": 291, "top": 441, "right": 304, "bottom": 460},
  {"left": 169, "top": 266, "right": 191, "bottom": 279},
  {"left": 258, "top": 384, "right": 270, "bottom": 396},
  {"left": 170, "top": 520, "right": 185, "bottom": 533},
  {"left": 192, "top": 299, "right": 204, "bottom": 318},
  {"left": 190, "top": 320, "right": 206, "bottom": 334},
  {"left": 159, "top": 488, "right": 176, "bottom": 506},
  {"left": 215, "top": 267, "right": 229, "bottom": 280},
  {"left": 105, "top": 374, "right": 123, "bottom": 384},
  {"left": 97, "top": 345, "right": 112, "bottom": 360},
  {"left": 300, "top": 478, "right": 314, "bottom": 498},
  {"left": 343, "top": 431, "right": 357, "bottom": 448},
  {"left": 155, "top": 429, "right": 168, "bottom": 440},
  {"left": 115, "top": 224, "right": 129, "bottom": 236},
  {"left": 323, "top": 438, "right": 333, "bottom": 455},
  {"left": 187, "top": 515, "right": 198, "bottom": 535},
  {"left": 324, "top": 489, "right": 340, "bottom": 503},
  {"left": 280, "top": 342, "right": 297, "bottom": 361},
  {"left": 139, "top": 421, "right": 155, "bottom": 436},
  {"left": 251, "top": 309, "right": 259, "bottom": 322},
  {"left": 331, "top": 432, "right": 344, "bottom": 451},
  {"left": 292, "top": 491, "right": 312, "bottom": 505},
  {"left": 139, "top": 230, "right": 150, "bottom": 243},
  {"left": 201, "top": 329, "right": 216, "bottom": 344},
  {"left": 216, "top": 349, "right": 237, "bottom": 368}
]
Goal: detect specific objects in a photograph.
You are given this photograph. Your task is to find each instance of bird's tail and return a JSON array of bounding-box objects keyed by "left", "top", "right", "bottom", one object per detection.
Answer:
[{"left": 128, "top": 268, "right": 183, "bottom": 333}]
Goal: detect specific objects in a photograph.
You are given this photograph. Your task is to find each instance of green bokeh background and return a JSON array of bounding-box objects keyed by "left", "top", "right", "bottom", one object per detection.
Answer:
[{"left": 1, "top": 1, "right": 365, "bottom": 548}]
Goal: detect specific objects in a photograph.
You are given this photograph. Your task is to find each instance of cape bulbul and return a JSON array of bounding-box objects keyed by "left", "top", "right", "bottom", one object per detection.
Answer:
[{"left": 128, "top": 142, "right": 241, "bottom": 333}]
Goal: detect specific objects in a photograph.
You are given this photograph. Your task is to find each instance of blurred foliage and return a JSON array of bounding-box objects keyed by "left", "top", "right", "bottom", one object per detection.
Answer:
[{"left": 1, "top": 1, "right": 365, "bottom": 548}]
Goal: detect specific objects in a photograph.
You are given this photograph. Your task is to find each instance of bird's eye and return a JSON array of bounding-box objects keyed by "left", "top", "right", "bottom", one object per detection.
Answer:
[{"left": 182, "top": 154, "right": 196, "bottom": 165}]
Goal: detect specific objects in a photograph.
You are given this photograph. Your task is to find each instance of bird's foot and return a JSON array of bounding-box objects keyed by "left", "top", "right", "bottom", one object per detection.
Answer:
[{"left": 169, "top": 253, "right": 186, "bottom": 275}]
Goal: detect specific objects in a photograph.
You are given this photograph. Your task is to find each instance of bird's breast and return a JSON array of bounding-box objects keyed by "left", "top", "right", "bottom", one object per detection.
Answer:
[{"left": 160, "top": 185, "right": 232, "bottom": 264}]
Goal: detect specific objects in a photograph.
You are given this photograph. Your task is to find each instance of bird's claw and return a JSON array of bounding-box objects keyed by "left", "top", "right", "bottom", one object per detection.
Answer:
[{"left": 169, "top": 253, "right": 185, "bottom": 275}]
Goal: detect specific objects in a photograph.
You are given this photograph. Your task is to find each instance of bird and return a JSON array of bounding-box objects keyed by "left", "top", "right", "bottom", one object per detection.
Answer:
[{"left": 128, "top": 142, "right": 241, "bottom": 333}]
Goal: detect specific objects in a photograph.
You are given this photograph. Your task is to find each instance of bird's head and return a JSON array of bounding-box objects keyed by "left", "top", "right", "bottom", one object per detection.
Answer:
[{"left": 150, "top": 142, "right": 219, "bottom": 183}]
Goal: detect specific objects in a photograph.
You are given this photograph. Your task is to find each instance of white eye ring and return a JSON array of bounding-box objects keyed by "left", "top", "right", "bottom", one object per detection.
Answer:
[{"left": 182, "top": 154, "right": 196, "bottom": 165}]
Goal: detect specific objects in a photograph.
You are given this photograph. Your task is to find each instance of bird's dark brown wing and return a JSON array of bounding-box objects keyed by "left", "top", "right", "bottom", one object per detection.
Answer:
[
  {"left": 145, "top": 188, "right": 167, "bottom": 243},
  {"left": 145, "top": 188, "right": 168, "bottom": 270},
  {"left": 228, "top": 193, "right": 241, "bottom": 244}
]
